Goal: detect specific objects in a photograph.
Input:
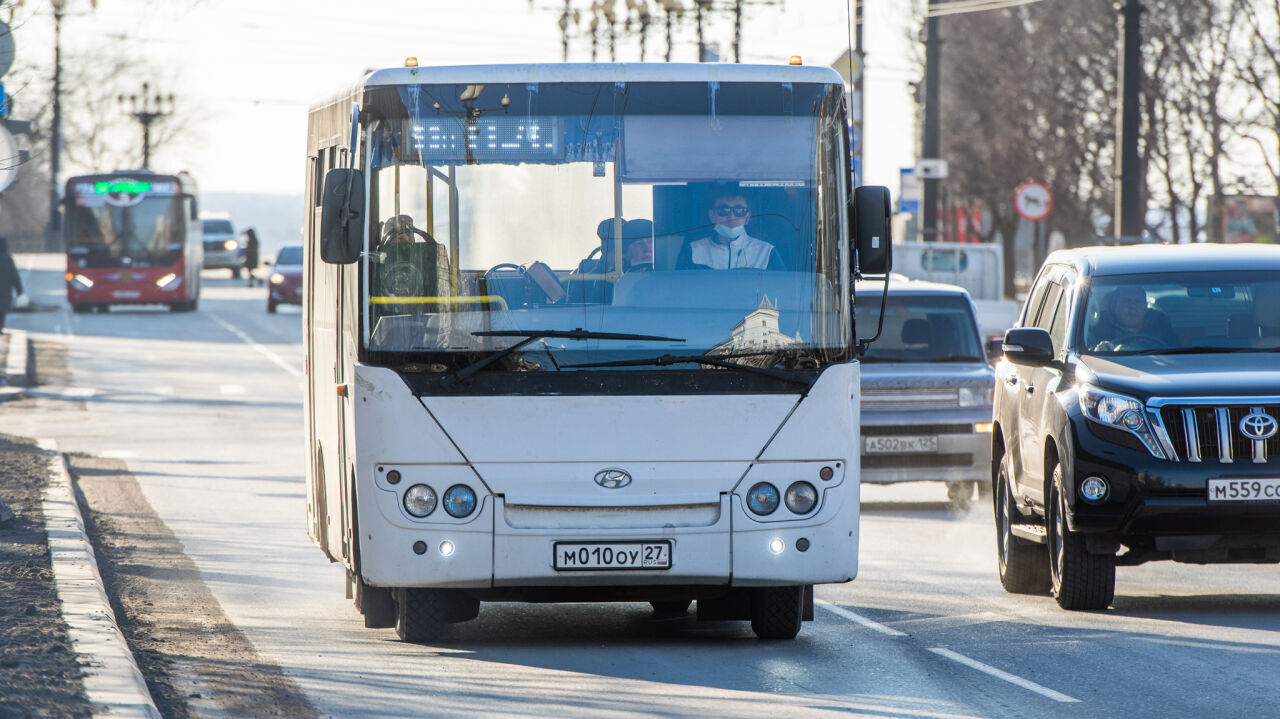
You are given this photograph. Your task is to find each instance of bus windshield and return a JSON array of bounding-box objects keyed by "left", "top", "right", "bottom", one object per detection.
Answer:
[
  {"left": 67, "top": 191, "right": 187, "bottom": 269},
  {"left": 360, "top": 80, "right": 850, "bottom": 371}
]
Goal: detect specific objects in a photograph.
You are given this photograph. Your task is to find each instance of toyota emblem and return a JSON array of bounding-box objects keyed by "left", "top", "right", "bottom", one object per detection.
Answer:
[
  {"left": 1239, "top": 411, "right": 1278, "bottom": 441},
  {"left": 593, "top": 468, "right": 632, "bottom": 489}
]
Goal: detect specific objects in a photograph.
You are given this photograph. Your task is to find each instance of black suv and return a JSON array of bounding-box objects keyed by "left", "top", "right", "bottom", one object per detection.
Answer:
[{"left": 992, "top": 244, "right": 1280, "bottom": 610}]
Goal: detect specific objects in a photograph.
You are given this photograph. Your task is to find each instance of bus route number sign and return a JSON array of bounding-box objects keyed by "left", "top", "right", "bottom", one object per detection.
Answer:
[{"left": 554, "top": 541, "right": 671, "bottom": 571}]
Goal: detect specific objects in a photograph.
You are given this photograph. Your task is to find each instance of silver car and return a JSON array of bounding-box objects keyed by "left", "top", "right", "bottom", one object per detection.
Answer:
[{"left": 857, "top": 278, "right": 995, "bottom": 510}]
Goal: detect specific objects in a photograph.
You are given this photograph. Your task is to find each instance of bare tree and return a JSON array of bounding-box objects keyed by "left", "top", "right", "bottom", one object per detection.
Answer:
[{"left": 1233, "top": 0, "right": 1280, "bottom": 194}]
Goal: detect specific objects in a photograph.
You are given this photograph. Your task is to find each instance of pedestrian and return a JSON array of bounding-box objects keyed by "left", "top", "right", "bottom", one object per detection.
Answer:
[
  {"left": 0, "top": 237, "right": 23, "bottom": 334},
  {"left": 243, "top": 228, "right": 260, "bottom": 287}
]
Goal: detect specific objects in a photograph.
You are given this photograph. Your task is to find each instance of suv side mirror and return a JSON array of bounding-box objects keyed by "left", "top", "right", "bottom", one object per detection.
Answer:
[
  {"left": 853, "top": 185, "right": 893, "bottom": 276},
  {"left": 1002, "top": 327, "right": 1055, "bottom": 364},
  {"left": 320, "top": 168, "right": 365, "bottom": 264}
]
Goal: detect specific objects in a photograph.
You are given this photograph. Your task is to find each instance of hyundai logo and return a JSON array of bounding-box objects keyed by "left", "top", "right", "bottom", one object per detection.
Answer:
[
  {"left": 1239, "top": 411, "right": 1278, "bottom": 441},
  {"left": 593, "top": 468, "right": 632, "bottom": 489}
]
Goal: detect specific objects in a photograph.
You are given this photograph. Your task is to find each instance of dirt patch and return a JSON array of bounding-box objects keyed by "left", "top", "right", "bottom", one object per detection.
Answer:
[
  {"left": 69, "top": 454, "right": 318, "bottom": 719},
  {"left": 0, "top": 434, "right": 92, "bottom": 719}
]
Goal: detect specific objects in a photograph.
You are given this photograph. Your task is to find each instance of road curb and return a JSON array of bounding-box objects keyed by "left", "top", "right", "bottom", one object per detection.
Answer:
[
  {"left": 38, "top": 438, "right": 161, "bottom": 719},
  {"left": 1, "top": 328, "right": 30, "bottom": 402}
]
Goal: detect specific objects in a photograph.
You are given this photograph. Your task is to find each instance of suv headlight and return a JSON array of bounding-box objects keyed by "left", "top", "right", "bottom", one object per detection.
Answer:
[
  {"left": 1079, "top": 384, "right": 1166, "bottom": 459},
  {"left": 958, "top": 385, "right": 993, "bottom": 407}
]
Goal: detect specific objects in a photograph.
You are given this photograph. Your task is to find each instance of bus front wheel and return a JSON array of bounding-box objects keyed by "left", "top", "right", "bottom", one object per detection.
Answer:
[
  {"left": 394, "top": 588, "right": 479, "bottom": 643},
  {"left": 751, "top": 585, "right": 804, "bottom": 640},
  {"left": 71, "top": 303, "right": 90, "bottom": 314}
]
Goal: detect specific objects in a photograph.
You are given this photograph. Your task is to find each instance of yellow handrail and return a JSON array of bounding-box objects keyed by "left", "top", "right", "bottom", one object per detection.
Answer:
[{"left": 369, "top": 295, "right": 509, "bottom": 309}]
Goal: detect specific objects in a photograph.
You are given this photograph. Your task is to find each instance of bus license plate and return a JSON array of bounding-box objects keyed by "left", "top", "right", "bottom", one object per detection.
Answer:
[
  {"left": 553, "top": 541, "right": 671, "bottom": 571},
  {"left": 1208, "top": 478, "right": 1280, "bottom": 503},
  {"left": 863, "top": 435, "right": 939, "bottom": 454},
  {"left": 112, "top": 290, "right": 141, "bottom": 298}
]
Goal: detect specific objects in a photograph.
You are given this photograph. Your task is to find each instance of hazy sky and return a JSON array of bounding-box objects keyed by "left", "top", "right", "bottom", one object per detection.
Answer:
[{"left": 40, "top": 0, "right": 919, "bottom": 196}]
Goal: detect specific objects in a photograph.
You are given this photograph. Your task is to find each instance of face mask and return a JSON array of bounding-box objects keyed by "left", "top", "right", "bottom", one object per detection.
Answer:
[{"left": 714, "top": 223, "right": 746, "bottom": 240}]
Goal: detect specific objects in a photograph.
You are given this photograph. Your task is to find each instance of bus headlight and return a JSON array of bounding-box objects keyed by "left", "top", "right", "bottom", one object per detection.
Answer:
[
  {"left": 784, "top": 482, "right": 818, "bottom": 514},
  {"left": 746, "top": 482, "right": 779, "bottom": 515},
  {"left": 269, "top": 273, "right": 285, "bottom": 285},
  {"left": 442, "top": 485, "right": 477, "bottom": 518},
  {"left": 224, "top": 239, "right": 239, "bottom": 251},
  {"left": 70, "top": 274, "right": 94, "bottom": 289},
  {"left": 403, "top": 484, "right": 437, "bottom": 517},
  {"left": 155, "top": 273, "right": 181, "bottom": 290}
]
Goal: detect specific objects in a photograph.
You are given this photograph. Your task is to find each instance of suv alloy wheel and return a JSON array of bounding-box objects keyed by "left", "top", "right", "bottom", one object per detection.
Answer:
[{"left": 1047, "top": 463, "right": 1115, "bottom": 610}]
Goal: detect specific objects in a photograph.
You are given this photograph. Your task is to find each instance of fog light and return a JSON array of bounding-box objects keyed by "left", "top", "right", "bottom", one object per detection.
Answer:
[
  {"left": 784, "top": 481, "right": 818, "bottom": 514},
  {"left": 768, "top": 537, "right": 785, "bottom": 555},
  {"left": 403, "top": 484, "right": 437, "bottom": 517},
  {"left": 443, "top": 485, "right": 477, "bottom": 518},
  {"left": 1079, "top": 476, "right": 1109, "bottom": 503},
  {"left": 439, "top": 540, "right": 455, "bottom": 557},
  {"left": 746, "top": 482, "right": 779, "bottom": 515}
]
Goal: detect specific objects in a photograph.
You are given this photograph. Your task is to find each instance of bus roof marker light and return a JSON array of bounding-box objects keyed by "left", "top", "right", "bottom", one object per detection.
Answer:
[
  {"left": 405, "top": 57, "right": 418, "bottom": 67},
  {"left": 789, "top": 56, "right": 803, "bottom": 65}
]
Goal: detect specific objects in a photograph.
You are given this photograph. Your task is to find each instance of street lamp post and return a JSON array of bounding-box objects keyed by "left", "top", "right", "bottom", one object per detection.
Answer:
[{"left": 118, "top": 83, "right": 174, "bottom": 170}]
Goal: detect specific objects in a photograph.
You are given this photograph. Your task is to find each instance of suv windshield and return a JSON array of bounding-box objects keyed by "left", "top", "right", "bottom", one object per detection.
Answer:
[
  {"left": 856, "top": 291, "right": 984, "bottom": 362},
  {"left": 202, "top": 219, "right": 234, "bottom": 235},
  {"left": 1078, "top": 271, "right": 1280, "bottom": 354},
  {"left": 358, "top": 80, "right": 850, "bottom": 372}
]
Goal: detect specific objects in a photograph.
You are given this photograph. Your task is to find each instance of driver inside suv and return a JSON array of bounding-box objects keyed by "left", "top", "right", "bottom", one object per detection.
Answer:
[{"left": 1086, "top": 285, "right": 1177, "bottom": 351}]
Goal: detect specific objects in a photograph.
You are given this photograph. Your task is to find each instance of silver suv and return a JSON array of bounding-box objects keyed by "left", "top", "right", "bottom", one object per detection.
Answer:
[
  {"left": 200, "top": 215, "right": 244, "bottom": 277},
  {"left": 857, "top": 278, "right": 994, "bottom": 510}
]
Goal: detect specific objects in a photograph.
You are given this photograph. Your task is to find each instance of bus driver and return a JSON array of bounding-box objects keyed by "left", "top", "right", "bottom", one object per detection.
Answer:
[{"left": 679, "top": 189, "right": 784, "bottom": 271}]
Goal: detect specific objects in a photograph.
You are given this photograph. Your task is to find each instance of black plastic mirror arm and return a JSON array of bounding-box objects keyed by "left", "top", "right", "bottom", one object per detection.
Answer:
[{"left": 854, "top": 272, "right": 892, "bottom": 357}]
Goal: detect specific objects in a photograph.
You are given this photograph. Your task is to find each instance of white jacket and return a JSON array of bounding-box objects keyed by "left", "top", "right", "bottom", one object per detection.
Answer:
[{"left": 687, "top": 233, "right": 780, "bottom": 270}]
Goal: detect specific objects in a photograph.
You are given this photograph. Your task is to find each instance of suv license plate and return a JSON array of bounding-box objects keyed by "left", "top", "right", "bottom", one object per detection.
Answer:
[
  {"left": 1208, "top": 478, "right": 1280, "bottom": 503},
  {"left": 554, "top": 541, "right": 671, "bottom": 571},
  {"left": 863, "top": 435, "right": 939, "bottom": 454}
]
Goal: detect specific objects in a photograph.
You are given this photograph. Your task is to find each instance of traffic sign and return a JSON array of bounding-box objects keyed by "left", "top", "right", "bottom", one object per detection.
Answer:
[
  {"left": 916, "top": 158, "right": 948, "bottom": 180},
  {"left": 1014, "top": 181, "right": 1054, "bottom": 222}
]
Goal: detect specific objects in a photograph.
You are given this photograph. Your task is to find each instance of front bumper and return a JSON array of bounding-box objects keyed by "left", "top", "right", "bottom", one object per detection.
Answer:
[
  {"left": 1067, "top": 416, "right": 1280, "bottom": 539},
  {"left": 269, "top": 282, "right": 302, "bottom": 305},
  {"left": 202, "top": 248, "right": 243, "bottom": 270}
]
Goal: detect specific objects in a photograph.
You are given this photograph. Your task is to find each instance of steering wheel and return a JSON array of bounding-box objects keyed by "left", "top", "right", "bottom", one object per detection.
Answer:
[{"left": 1114, "top": 332, "right": 1167, "bottom": 350}]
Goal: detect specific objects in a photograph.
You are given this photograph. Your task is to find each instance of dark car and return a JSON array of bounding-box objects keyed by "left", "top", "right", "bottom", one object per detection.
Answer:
[
  {"left": 992, "top": 244, "right": 1280, "bottom": 610},
  {"left": 267, "top": 244, "right": 303, "bottom": 313}
]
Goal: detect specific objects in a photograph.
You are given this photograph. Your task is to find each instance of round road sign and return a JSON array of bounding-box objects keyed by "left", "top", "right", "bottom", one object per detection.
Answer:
[{"left": 1014, "top": 181, "right": 1054, "bottom": 222}]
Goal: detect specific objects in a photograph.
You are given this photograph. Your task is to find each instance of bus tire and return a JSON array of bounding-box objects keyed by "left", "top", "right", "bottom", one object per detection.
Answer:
[
  {"left": 71, "top": 303, "right": 90, "bottom": 314},
  {"left": 231, "top": 267, "right": 241, "bottom": 279},
  {"left": 750, "top": 585, "right": 803, "bottom": 640},
  {"left": 394, "top": 588, "right": 478, "bottom": 642}
]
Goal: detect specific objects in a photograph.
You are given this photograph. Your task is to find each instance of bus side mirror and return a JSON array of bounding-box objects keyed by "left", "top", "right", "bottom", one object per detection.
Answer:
[
  {"left": 853, "top": 185, "right": 892, "bottom": 276},
  {"left": 183, "top": 194, "right": 198, "bottom": 220},
  {"left": 320, "top": 168, "right": 365, "bottom": 264}
]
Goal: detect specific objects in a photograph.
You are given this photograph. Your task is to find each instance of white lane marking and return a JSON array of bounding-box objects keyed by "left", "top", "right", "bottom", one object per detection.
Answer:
[
  {"left": 816, "top": 599, "right": 908, "bottom": 637},
  {"left": 100, "top": 450, "right": 139, "bottom": 460},
  {"left": 929, "top": 648, "right": 1080, "bottom": 704},
  {"left": 219, "top": 384, "right": 246, "bottom": 395},
  {"left": 62, "top": 388, "right": 98, "bottom": 399},
  {"left": 209, "top": 314, "right": 303, "bottom": 378}
]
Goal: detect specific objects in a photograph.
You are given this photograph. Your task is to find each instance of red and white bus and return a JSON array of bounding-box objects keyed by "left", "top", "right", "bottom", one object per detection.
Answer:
[{"left": 64, "top": 171, "right": 203, "bottom": 313}]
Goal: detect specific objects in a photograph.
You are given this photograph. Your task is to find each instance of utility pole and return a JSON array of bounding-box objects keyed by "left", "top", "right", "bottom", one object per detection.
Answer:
[
  {"left": 558, "top": 0, "right": 573, "bottom": 61},
  {"left": 922, "top": 0, "right": 942, "bottom": 241},
  {"left": 695, "top": 0, "right": 710, "bottom": 61},
  {"left": 732, "top": 0, "right": 742, "bottom": 63},
  {"left": 46, "top": 1, "right": 64, "bottom": 251},
  {"left": 1114, "top": 0, "right": 1145, "bottom": 241},
  {"left": 118, "top": 83, "right": 174, "bottom": 170}
]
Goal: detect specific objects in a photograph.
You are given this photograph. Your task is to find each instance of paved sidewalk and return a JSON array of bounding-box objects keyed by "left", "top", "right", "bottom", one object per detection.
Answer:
[{"left": 0, "top": 329, "right": 29, "bottom": 402}]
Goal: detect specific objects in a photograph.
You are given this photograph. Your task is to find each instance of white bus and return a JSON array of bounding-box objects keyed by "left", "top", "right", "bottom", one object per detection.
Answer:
[{"left": 304, "top": 62, "right": 892, "bottom": 641}]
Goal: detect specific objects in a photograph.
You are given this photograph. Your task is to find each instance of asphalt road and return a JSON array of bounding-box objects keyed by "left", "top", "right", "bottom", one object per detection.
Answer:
[{"left": 5, "top": 253, "right": 1280, "bottom": 718}]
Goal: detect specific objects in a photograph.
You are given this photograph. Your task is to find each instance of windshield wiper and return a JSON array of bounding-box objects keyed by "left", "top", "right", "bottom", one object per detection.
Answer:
[
  {"left": 445, "top": 329, "right": 685, "bottom": 385},
  {"left": 563, "top": 351, "right": 812, "bottom": 388}
]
